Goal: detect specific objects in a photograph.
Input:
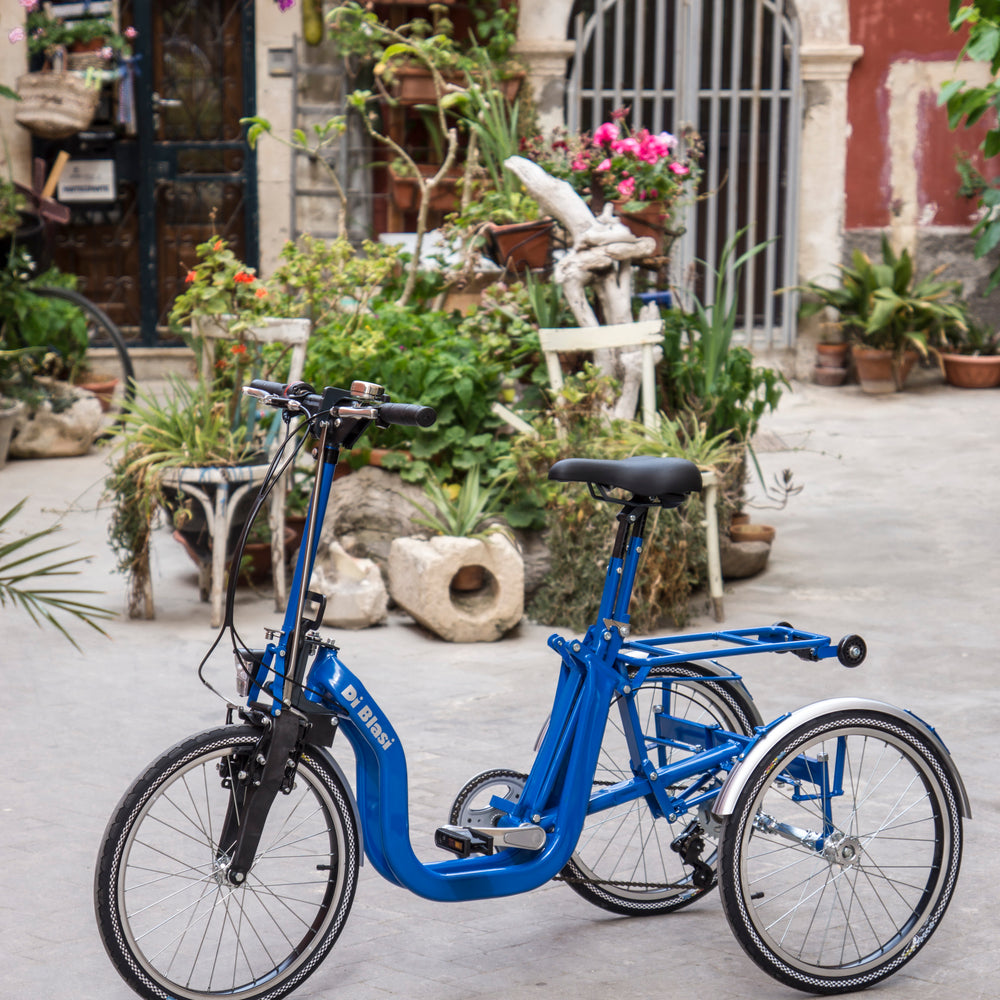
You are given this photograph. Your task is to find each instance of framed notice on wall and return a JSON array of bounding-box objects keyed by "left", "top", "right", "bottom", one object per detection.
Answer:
[{"left": 57, "top": 159, "right": 117, "bottom": 203}]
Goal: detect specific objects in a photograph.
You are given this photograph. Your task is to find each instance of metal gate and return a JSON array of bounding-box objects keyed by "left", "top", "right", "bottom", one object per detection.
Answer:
[{"left": 567, "top": 0, "right": 802, "bottom": 348}]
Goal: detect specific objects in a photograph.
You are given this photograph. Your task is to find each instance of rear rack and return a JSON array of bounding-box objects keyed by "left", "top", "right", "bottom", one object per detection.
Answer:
[{"left": 619, "top": 624, "right": 867, "bottom": 669}]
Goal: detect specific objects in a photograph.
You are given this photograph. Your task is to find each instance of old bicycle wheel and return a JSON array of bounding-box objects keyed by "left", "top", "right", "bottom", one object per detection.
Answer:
[
  {"left": 95, "top": 725, "right": 359, "bottom": 1000},
  {"left": 717, "top": 711, "right": 963, "bottom": 993},
  {"left": 562, "top": 663, "right": 760, "bottom": 915},
  {"left": 33, "top": 285, "right": 135, "bottom": 424}
]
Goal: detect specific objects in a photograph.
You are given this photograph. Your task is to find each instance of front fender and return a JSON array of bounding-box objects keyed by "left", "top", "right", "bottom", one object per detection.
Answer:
[
  {"left": 306, "top": 742, "right": 365, "bottom": 865},
  {"left": 711, "top": 697, "right": 971, "bottom": 820}
]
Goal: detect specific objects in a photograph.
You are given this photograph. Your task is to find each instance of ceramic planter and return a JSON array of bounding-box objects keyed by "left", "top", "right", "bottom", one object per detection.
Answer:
[
  {"left": 851, "top": 346, "right": 918, "bottom": 394},
  {"left": 613, "top": 200, "right": 676, "bottom": 257},
  {"left": 483, "top": 219, "right": 554, "bottom": 272},
  {"left": 388, "top": 164, "right": 461, "bottom": 214},
  {"left": 940, "top": 353, "right": 1000, "bottom": 389}
]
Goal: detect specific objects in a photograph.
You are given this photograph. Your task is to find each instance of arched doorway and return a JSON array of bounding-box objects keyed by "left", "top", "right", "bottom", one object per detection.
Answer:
[{"left": 566, "top": 0, "right": 802, "bottom": 348}]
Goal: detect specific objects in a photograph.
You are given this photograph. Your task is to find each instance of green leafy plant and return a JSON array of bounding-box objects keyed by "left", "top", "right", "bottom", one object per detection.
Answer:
[
  {"left": 941, "top": 0, "right": 1000, "bottom": 289},
  {"left": 408, "top": 464, "right": 512, "bottom": 540},
  {"left": 660, "top": 234, "right": 786, "bottom": 444},
  {"left": 1, "top": 498, "right": 113, "bottom": 648},
  {"left": 511, "top": 366, "right": 709, "bottom": 632},
  {"left": 10, "top": 4, "right": 137, "bottom": 62},
  {"left": 106, "top": 376, "right": 262, "bottom": 618},
  {"left": 797, "top": 236, "right": 968, "bottom": 360},
  {"left": 0, "top": 249, "right": 91, "bottom": 400},
  {"left": 169, "top": 236, "right": 288, "bottom": 341}
]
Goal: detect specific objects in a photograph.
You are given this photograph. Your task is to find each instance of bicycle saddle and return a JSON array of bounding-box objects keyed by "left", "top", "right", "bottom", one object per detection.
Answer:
[{"left": 548, "top": 456, "right": 702, "bottom": 508}]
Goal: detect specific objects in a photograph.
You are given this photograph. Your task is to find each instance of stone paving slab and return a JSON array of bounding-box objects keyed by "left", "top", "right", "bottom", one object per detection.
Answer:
[{"left": 0, "top": 380, "right": 997, "bottom": 999}]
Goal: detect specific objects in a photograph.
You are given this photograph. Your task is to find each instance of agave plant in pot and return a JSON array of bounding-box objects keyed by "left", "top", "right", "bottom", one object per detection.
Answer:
[
  {"left": 798, "top": 236, "right": 968, "bottom": 393},
  {"left": 939, "top": 321, "right": 1000, "bottom": 388},
  {"left": 387, "top": 466, "right": 524, "bottom": 642}
]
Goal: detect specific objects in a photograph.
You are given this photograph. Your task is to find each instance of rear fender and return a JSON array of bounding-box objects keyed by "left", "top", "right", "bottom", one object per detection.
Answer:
[{"left": 711, "top": 697, "right": 971, "bottom": 820}]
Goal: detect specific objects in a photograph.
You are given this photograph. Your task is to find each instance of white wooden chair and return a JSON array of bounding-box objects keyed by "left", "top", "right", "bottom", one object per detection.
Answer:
[
  {"left": 526, "top": 320, "right": 725, "bottom": 621},
  {"left": 163, "top": 317, "right": 310, "bottom": 626},
  {"left": 538, "top": 320, "right": 663, "bottom": 430}
]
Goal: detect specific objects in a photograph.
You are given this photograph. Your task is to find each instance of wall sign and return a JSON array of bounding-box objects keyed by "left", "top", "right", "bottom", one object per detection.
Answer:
[{"left": 58, "top": 159, "right": 117, "bottom": 203}]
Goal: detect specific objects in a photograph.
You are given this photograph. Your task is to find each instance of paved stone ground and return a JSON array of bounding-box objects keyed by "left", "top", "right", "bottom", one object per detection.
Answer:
[{"left": 1, "top": 379, "right": 997, "bottom": 999}]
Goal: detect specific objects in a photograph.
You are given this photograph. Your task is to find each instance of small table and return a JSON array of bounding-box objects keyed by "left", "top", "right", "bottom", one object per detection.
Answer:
[{"left": 161, "top": 463, "right": 282, "bottom": 627}]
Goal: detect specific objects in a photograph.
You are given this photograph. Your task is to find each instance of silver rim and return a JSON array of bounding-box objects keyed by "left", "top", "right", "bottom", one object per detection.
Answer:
[
  {"left": 114, "top": 742, "right": 348, "bottom": 999},
  {"left": 735, "top": 724, "right": 953, "bottom": 980}
]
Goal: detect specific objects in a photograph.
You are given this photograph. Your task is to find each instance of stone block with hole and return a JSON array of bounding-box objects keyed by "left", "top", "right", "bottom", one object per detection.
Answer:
[
  {"left": 388, "top": 534, "right": 524, "bottom": 643},
  {"left": 311, "top": 540, "right": 388, "bottom": 629}
]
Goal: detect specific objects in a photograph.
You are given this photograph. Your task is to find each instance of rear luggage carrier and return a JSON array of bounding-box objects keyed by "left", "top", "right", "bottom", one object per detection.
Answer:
[{"left": 619, "top": 624, "right": 867, "bottom": 670}]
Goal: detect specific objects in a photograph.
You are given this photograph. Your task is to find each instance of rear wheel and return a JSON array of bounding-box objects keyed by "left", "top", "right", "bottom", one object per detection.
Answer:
[
  {"left": 718, "top": 712, "right": 963, "bottom": 993},
  {"left": 95, "top": 725, "right": 359, "bottom": 1000},
  {"left": 562, "top": 663, "right": 760, "bottom": 915}
]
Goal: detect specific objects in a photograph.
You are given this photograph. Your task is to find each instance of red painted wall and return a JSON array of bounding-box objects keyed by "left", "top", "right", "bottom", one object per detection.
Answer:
[{"left": 846, "top": 0, "right": 996, "bottom": 229}]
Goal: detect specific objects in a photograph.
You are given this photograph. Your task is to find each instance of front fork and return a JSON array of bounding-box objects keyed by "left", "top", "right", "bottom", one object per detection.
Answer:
[{"left": 216, "top": 710, "right": 310, "bottom": 885}]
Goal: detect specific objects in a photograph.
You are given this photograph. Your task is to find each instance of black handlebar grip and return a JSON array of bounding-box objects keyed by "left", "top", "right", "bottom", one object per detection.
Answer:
[
  {"left": 249, "top": 378, "right": 289, "bottom": 395},
  {"left": 379, "top": 402, "right": 437, "bottom": 427}
]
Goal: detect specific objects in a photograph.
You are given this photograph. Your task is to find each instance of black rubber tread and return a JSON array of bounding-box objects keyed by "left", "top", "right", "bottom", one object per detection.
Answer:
[
  {"left": 94, "top": 724, "right": 359, "bottom": 1000},
  {"left": 562, "top": 662, "right": 760, "bottom": 916},
  {"left": 717, "top": 711, "right": 962, "bottom": 994}
]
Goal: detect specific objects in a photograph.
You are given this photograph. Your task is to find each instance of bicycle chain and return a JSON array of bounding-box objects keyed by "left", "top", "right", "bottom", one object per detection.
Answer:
[{"left": 551, "top": 871, "right": 712, "bottom": 891}]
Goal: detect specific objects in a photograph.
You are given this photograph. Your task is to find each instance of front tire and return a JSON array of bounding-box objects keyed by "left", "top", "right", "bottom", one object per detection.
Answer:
[
  {"left": 717, "top": 711, "right": 963, "bottom": 993},
  {"left": 95, "top": 725, "right": 359, "bottom": 1000}
]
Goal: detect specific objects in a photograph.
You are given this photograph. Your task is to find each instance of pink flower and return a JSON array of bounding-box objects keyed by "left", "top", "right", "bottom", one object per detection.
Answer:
[
  {"left": 617, "top": 176, "right": 636, "bottom": 198},
  {"left": 593, "top": 122, "right": 620, "bottom": 146},
  {"left": 571, "top": 154, "right": 590, "bottom": 171},
  {"left": 100, "top": 46, "right": 113, "bottom": 60},
  {"left": 19, "top": 0, "right": 38, "bottom": 10},
  {"left": 669, "top": 162, "right": 690, "bottom": 176},
  {"left": 611, "top": 137, "right": 641, "bottom": 157},
  {"left": 125, "top": 26, "right": 138, "bottom": 39},
  {"left": 596, "top": 158, "right": 612, "bottom": 172},
  {"left": 8, "top": 27, "right": 25, "bottom": 43}
]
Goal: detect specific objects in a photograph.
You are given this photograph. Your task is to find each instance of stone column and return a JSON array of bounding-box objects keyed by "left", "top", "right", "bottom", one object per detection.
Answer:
[{"left": 515, "top": 0, "right": 576, "bottom": 133}]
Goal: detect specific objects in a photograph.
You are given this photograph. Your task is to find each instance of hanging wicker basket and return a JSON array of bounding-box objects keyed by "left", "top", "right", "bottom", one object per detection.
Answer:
[{"left": 15, "top": 71, "right": 100, "bottom": 140}]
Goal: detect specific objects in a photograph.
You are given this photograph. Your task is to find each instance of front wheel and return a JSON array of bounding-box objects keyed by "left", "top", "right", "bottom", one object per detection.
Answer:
[
  {"left": 95, "top": 725, "right": 360, "bottom": 1000},
  {"left": 717, "top": 711, "right": 963, "bottom": 994}
]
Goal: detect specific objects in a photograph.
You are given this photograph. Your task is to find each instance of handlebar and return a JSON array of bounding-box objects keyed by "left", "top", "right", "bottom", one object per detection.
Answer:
[{"left": 244, "top": 379, "right": 437, "bottom": 429}]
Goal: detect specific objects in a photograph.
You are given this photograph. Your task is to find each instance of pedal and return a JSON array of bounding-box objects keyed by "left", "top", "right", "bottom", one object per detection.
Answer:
[{"left": 434, "top": 824, "right": 494, "bottom": 858}]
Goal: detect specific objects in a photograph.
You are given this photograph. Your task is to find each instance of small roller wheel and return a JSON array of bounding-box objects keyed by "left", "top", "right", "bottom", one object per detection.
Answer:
[
  {"left": 772, "top": 621, "right": 793, "bottom": 651},
  {"left": 837, "top": 633, "right": 867, "bottom": 667}
]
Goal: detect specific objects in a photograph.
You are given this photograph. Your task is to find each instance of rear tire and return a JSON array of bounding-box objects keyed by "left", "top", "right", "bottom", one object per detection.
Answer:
[
  {"left": 95, "top": 725, "right": 359, "bottom": 1000},
  {"left": 562, "top": 663, "right": 760, "bottom": 915},
  {"left": 717, "top": 711, "right": 963, "bottom": 993}
]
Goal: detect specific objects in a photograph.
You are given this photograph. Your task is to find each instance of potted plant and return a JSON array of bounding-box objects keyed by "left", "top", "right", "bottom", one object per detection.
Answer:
[
  {"left": 939, "top": 321, "right": 1000, "bottom": 388},
  {"left": 106, "top": 376, "right": 265, "bottom": 619},
  {"left": 388, "top": 464, "right": 524, "bottom": 641},
  {"left": 798, "top": 236, "right": 969, "bottom": 393},
  {"left": 9, "top": 4, "right": 138, "bottom": 139},
  {"left": 522, "top": 110, "right": 702, "bottom": 257},
  {"left": 447, "top": 64, "right": 552, "bottom": 272},
  {"left": 0, "top": 250, "right": 105, "bottom": 457}
]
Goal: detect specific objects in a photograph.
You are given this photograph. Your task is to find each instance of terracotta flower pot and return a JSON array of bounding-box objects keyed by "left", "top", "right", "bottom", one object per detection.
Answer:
[
  {"left": 483, "top": 219, "right": 554, "bottom": 272},
  {"left": 816, "top": 342, "right": 849, "bottom": 369},
  {"left": 613, "top": 200, "right": 671, "bottom": 256},
  {"left": 940, "top": 353, "right": 1000, "bottom": 389},
  {"left": 730, "top": 523, "right": 776, "bottom": 545},
  {"left": 388, "top": 164, "right": 461, "bottom": 213},
  {"left": 851, "top": 346, "right": 918, "bottom": 394}
]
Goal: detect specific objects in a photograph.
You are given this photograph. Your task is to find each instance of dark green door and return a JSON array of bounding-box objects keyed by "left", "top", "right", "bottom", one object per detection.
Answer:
[{"left": 51, "top": 0, "right": 258, "bottom": 344}]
